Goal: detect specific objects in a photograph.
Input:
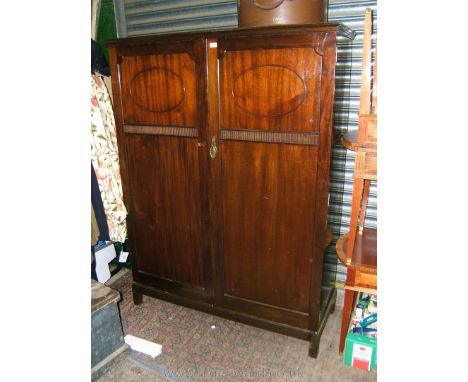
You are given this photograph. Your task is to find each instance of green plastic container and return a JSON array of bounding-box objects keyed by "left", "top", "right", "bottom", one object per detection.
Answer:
[{"left": 343, "top": 333, "right": 377, "bottom": 371}]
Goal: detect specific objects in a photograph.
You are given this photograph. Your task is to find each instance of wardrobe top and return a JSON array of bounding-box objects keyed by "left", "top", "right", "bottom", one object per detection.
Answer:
[{"left": 105, "top": 23, "right": 355, "bottom": 48}]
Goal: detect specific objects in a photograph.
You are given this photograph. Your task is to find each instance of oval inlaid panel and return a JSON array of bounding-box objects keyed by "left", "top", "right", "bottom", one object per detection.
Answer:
[
  {"left": 129, "top": 67, "right": 185, "bottom": 113},
  {"left": 232, "top": 65, "right": 306, "bottom": 117}
]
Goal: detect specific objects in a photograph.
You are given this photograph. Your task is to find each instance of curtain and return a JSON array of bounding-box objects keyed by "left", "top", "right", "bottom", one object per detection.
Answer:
[{"left": 91, "top": 75, "right": 127, "bottom": 243}]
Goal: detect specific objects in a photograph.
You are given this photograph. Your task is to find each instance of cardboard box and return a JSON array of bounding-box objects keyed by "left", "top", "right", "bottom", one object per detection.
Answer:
[
  {"left": 343, "top": 333, "right": 377, "bottom": 371},
  {"left": 95, "top": 242, "right": 116, "bottom": 283}
]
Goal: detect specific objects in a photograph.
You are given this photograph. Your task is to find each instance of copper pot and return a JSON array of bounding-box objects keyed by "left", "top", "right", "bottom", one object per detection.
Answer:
[{"left": 238, "top": 0, "right": 328, "bottom": 28}]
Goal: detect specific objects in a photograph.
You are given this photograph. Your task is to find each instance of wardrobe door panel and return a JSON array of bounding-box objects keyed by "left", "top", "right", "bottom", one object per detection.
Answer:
[
  {"left": 115, "top": 43, "right": 211, "bottom": 299},
  {"left": 219, "top": 46, "right": 322, "bottom": 133},
  {"left": 125, "top": 135, "right": 205, "bottom": 286},
  {"left": 221, "top": 141, "right": 318, "bottom": 314},
  {"left": 119, "top": 49, "right": 198, "bottom": 127},
  {"left": 217, "top": 40, "right": 323, "bottom": 324}
]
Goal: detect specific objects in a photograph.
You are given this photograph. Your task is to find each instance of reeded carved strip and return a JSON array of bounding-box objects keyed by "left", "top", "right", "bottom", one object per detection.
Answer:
[
  {"left": 124, "top": 124, "right": 198, "bottom": 138},
  {"left": 220, "top": 129, "right": 319, "bottom": 146}
]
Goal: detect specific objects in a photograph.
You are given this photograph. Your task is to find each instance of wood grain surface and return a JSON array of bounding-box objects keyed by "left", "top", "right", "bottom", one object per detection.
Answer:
[{"left": 106, "top": 24, "right": 348, "bottom": 357}]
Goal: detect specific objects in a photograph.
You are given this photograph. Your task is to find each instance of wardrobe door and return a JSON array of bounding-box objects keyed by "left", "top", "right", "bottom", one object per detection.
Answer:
[
  {"left": 113, "top": 40, "right": 212, "bottom": 302},
  {"left": 216, "top": 33, "right": 331, "bottom": 328}
]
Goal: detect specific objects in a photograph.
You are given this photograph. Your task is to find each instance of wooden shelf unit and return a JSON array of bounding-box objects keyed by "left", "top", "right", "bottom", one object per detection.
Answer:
[{"left": 337, "top": 8, "right": 377, "bottom": 354}]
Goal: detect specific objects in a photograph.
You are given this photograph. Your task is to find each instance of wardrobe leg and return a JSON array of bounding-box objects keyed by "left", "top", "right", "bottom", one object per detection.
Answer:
[
  {"left": 309, "top": 333, "right": 320, "bottom": 358},
  {"left": 132, "top": 287, "right": 143, "bottom": 305}
]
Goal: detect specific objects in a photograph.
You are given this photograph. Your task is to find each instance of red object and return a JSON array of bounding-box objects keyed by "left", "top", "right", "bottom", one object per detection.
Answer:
[{"left": 352, "top": 357, "right": 370, "bottom": 371}]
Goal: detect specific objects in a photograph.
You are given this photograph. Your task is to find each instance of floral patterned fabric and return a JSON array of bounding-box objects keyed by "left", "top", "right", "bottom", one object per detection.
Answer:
[{"left": 91, "top": 75, "right": 127, "bottom": 243}]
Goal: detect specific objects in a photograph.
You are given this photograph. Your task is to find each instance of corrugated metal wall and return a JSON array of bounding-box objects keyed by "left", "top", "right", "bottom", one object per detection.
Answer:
[
  {"left": 122, "top": 0, "right": 238, "bottom": 36},
  {"left": 115, "top": 0, "right": 378, "bottom": 287}
]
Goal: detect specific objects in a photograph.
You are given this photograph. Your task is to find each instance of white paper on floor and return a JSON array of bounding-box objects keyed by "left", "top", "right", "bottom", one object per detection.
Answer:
[{"left": 124, "top": 334, "right": 162, "bottom": 358}]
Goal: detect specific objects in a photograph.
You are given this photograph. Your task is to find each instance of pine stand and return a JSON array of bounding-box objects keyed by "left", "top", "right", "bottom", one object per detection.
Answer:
[{"left": 337, "top": 8, "right": 377, "bottom": 354}]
